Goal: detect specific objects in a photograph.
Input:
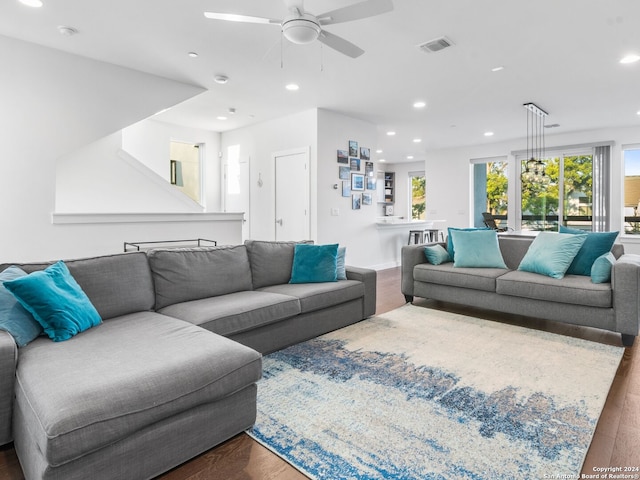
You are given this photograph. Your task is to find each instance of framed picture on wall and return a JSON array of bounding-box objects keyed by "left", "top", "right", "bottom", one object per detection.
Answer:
[
  {"left": 352, "top": 193, "right": 361, "bottom": 210},
  {"left": 349, "top": 140, "right": 359, "bottom": 157},
  {"left": 351, "top": 173, "right": 365, "bottom": 191},
  {"left": 365, "top": 161, "right": 374, "bottom": 176},
  {"left": 342, "top": 181, "right": 351, "bottom": 197},
  {"left": 366, "top": 176, "right": 376, "bottom": 190},
  {"left": 362, "top": 192, "right": 372, "bottom": 205},
  {"left": 339, "top": 166, "right": 350, "bottom": 179},
  {"left": 360, "top": 147, "right": 370, "bottom": 160},
  {"left": 337, "top": 149, "right": 349, "bottom": 164},
  {"left": 350, "top": 157, "right": 361, "bottom": 171}
]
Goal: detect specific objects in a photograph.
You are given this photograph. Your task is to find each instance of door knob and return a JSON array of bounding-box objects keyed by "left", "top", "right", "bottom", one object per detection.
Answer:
[{"left": 276, "top": 218, "right": 283, "bottom": 226}]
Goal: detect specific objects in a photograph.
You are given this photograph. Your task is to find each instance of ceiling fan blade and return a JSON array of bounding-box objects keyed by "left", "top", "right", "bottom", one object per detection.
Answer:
[
  {"left": 204, "top": 12, "right": 281, "bottom": 25},
  {"left": 317, "top": 0, "right": 393, "bottom": 25},
  {"left": 318, "top": 30, "right": 364, "bottom": 58}
]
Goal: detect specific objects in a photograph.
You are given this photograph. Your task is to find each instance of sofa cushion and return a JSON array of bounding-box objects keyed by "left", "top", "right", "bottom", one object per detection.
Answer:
[
  {"left": 496, "top": 270, "right": 612, "bottom": 307},
  {"left": 518, "top": 232, "right": 586, "bottom": 279},
  {"left": 0, "top": 266, "right": 42, "bottom": 347},
  {"left": 259, "top": 279, "right": 365, "bottom": 313},
  {"left": 14, "top": 312, "right": 262, "bottom": 467},
  {"left": 450, "top": 230, "right": 507, "bottom": 268},
  {"left": 336, "top": 246, "right": 347, "bottom": 280},
  {"left": 413, "top": 263, "right": 507, "bottom": 293},
  {"left": 4, "top": 261, "right": 102, "bottom": 342},
  {"left": 559, "top": 226, "right": 619, "bottom": 276},
  {"left": 446, "top": 227, "right": 489, "bottom": 260},
  {"left": 148, "top": 246, "right": 253, "bottom": 309},
  {"left": 2, "top": 252, "right": 156, "bottom": 321},
  {"left": 591, "top": 252, "right": 615, "bottom": 284},
  {"left": 245, "top": 240, "right": 312, "bottom": 289},
  {"left": 158, "top": 291, "right": 301, "bottom": 336},
  {"left": 290, "top": 243, "right": 339, "bottom": 284},
  {"left": 424, "top": 244, "right": 451, "bottom": 265}
]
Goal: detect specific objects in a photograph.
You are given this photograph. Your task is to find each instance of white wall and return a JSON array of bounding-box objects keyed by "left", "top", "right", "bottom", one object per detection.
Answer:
[
  {"left": 56, "top": 132, "right": 204, "bottom": 213},
  {"left": 221, "top": 109, "right": 318, "bottom": 241},
  {"left": 317, "top": 109, "right": 396, "bottom": 269},
  {"left": 425, "top": 125, "right": 640, "bottom": 254},
  {"left": 0, "top": 35, "right": 215, "bottom": 262},
  {"left": 122, "top": 118, "right": 222, "bottom": 211}
]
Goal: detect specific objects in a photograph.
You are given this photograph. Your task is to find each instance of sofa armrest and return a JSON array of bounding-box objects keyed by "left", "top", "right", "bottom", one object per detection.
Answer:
[
  {"left": 612, "top": 254, "right": 640, "bottom": 337},
  {"left": 346, "top": 266, "right": 377, "bottom": 317},
  {"left": 401, "top": 244, "right": 431, "bottom": 299},
  {"left": 0, "top": 330, "right": 17, "bottom": 445}
]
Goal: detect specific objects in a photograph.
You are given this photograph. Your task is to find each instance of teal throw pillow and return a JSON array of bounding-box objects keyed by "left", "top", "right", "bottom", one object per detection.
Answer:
[
  {"left": 4, "top": 261, "right": 102, "bottom": 342},
  {"left": 518, "top": 232, "right": 587, "bottom": 279},
  {"left": 559, "top": 226, "right": 619, "bottom": 276},
  {"left": 591, "top": 252, "right": 615, "bottom": 284},
  {"left": 0, "top": 266, "right": 43, "bottom": 347},
  {"left": 447, "top": 227, "right": 489, "bottom": 260},
  {"left": 336, "top": 246, "right": 347, "bottom": 280},
  {"left": 450, "top": 230, "right": 507, "bottom": 268},
  {"left": 424, "top": 244, "right": 451, "bottom": 265},
  {"left": 290, "top": 244, "right": 339, "bottom": 283}
]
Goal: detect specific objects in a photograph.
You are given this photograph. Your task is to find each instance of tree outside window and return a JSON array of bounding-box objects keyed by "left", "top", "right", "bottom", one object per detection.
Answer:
[{"left": 410, "top": 173, "right": 425, "bottom": 221}]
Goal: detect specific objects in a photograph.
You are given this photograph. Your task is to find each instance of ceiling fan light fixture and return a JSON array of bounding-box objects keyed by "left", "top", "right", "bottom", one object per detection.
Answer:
[{"left": 282, "top": 15, "right": 321, "bottom": 44}]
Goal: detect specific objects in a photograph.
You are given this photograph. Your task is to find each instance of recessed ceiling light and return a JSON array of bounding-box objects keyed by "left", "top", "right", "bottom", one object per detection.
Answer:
[
  {"left": 214, "top": 75, "right": 229, "bottom": 84},
  {"left": 637, "top": 110, "right": 640, "bottom": 116},
  {"left": 379, "top": 159, "right": 386, "bottom": 162},
  {"left": 285, "top": 83, "right": 299, "bottom": 91},
  {"left": 187, "top": 52, "right": 199, "bottom": 58},
  {"left": 413, "top": 138, "right": 422, "bottom": 143},
  {"left": 406, "top": 155, "right": 414, "bottom": 160},
  {"left": 484, "top": 131, "right": 494, "bottom": 137},
  {"left": 620, "top": 54, "right": 640, "bottom": 64},
  {"left": 413, "top": 101, "right": 426, "bottom": 109},
  {"left": 217, "top": 116, "right": 228, "bottom": 121},
  {"left": 18, "top": 0, "right": 43, "bottom": 7},
  {"left": 491, "top": 66, "right": 504, "bottom": 72},
  {"left": 386, "top": 131, "right": 396, "bottom": 136},
  {"left": 376, "top": 149, "right": 383, "bottom": 154}
]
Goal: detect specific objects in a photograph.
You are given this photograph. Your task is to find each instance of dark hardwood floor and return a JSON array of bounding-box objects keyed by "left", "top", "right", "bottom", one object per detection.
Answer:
[{"left": 1, "top": 267, "right": 638, "bottom": 479}]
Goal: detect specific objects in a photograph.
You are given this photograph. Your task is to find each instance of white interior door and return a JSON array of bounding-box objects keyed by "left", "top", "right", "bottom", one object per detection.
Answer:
[
  {"left": 274, "top": 148, "right": 310, "bottom": 241},
  {"left": 223, "top": 144, "right": 250, "bottom": 240}
]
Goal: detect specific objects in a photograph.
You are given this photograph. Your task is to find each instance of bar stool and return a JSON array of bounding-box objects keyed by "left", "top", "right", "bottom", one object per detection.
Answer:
[
  {"left": 424, "top": 229, "right": 444, "bottom": 243},
  {"left": 408, "top": 230, "right": 426, "bottom": 245}
]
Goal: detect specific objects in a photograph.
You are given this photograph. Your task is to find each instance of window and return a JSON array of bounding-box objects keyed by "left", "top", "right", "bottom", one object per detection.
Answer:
[
  {"left": 472, "top": 158, "right": 508, "bottom": 229},
  {"left": 517, "top": 143, "right": 612, "bottom": 233},
  {"left": 409, "top": 171, "right": 425, "bottom": 221},
  {"left": 623, "top": 147, "right": 640, "bottom": 235}
]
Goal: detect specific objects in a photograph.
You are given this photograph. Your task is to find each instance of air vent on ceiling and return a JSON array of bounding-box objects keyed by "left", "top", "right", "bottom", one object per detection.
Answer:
[{"left": 418, "top": 36, "right": 454, "bottom": 53}]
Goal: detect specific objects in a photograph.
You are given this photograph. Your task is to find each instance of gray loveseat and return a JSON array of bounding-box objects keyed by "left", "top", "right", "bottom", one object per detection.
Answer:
[
  {"left": 0, "top": 240, "right": 376, "bottom": 480},
  {"left": 401, "top": 234, "right": 639, "bottom": 347}
]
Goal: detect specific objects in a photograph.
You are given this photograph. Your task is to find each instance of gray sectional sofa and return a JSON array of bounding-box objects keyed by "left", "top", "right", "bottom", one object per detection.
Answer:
[
  {"left": 401, "top": 234, "right": 639, "bottom": 347},
  {"left": 0, "top": 240, "right": 376, "bottom": 480}
]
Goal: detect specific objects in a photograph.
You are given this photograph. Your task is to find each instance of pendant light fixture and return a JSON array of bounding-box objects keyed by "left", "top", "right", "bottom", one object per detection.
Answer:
[{"left": 522, "top": 102, "right": 550, "bottom": 185}]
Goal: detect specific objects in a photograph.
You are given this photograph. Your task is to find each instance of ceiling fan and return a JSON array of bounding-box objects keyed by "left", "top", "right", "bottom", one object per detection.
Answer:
[{"left": 204, "top": 0, "right": 394, "bottom": 58}]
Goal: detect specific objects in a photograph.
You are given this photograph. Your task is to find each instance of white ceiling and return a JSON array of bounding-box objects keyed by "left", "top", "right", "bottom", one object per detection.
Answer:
[{"left": 2, "top": 0, "right": 640, "bottom": 163}]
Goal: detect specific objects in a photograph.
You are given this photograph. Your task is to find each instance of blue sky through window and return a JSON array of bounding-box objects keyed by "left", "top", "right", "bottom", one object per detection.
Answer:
[{"left": 625, "top": 149, "right": 640, "bottom": 175}]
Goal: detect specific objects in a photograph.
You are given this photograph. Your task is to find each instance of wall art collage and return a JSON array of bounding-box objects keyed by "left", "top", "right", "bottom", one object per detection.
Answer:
[{"left": 337, "top": 140, "right": 375, "bottom": 210}]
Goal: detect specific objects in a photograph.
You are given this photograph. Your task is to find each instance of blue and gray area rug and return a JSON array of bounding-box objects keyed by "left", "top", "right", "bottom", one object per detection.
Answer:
[{"left": 248, "top": 305, "right": 623, "bottom": 479}]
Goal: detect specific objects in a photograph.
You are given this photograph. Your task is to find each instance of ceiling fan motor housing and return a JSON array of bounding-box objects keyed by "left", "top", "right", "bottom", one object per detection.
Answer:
[{"left": 282, "top": 13, "right": 321, "bottom": 44}]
